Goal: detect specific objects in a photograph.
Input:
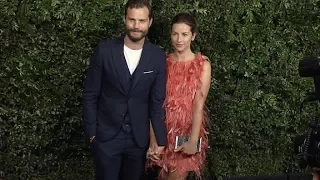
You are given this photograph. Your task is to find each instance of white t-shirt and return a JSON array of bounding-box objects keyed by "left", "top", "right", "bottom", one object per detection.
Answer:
[{"left": 123, "top": 45, "right": 142, "bottom": 74}]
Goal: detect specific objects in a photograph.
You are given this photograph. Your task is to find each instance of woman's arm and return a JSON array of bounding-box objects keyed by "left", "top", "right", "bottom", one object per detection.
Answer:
[
  {"left": 150, "top": 121, "right": 157, "bottom": 144},
  {"left": 190, "top": 60, "right": 211, "bottom": 143}
]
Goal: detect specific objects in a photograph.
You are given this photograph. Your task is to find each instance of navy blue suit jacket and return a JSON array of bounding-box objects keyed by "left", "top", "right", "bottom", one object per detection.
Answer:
[{"left": 82, "top": 35, "right": 167, "bottom": 148}]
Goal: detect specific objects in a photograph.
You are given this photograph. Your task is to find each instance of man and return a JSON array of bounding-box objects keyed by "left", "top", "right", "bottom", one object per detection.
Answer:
[{"left": 82, "top": 0, "right": 167, "bottom": 179}]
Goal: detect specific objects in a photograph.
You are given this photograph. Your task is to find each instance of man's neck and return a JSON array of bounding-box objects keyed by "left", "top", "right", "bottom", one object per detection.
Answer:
[{"left": 124, "top": 35, "right": 144, "bottom": 50}]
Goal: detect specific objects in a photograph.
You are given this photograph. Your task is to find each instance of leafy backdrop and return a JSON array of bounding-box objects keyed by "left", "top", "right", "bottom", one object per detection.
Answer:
[{"left": 1, "top": 0, "right": 320, "bottom": 179}]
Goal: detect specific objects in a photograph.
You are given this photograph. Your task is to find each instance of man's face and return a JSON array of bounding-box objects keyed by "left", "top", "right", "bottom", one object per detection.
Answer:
[{"left": 124, "top": 7, "right": 152, "bottom": 42}]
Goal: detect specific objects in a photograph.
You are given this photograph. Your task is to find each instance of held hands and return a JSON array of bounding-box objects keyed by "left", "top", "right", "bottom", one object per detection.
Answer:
[
  {"left": 174, "top": 140, "right": 198, "bottom": 155},
  {"left": 147, "top": 142, "right": 164, "bottom": 162}
]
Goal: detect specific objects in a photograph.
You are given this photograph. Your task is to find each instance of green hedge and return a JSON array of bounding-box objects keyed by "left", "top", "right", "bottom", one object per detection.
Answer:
[{"left": 1, "top": 0, "right": 320, "bottom": 179}]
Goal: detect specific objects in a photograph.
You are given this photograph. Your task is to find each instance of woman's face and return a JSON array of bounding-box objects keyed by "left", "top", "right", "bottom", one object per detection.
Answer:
[{"left": 171, "top": 23, "right": 196, "bottom": 53}]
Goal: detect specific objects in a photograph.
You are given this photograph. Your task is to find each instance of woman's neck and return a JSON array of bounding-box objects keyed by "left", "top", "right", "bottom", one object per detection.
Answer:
[{"left": 172, "top": 50, "right": 195, "bottom": 62}]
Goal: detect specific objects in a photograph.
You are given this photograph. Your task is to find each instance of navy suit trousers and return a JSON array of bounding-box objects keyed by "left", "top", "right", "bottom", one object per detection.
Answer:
[{"left": 91, "top": 126, "right": 148, "bottom": 180}]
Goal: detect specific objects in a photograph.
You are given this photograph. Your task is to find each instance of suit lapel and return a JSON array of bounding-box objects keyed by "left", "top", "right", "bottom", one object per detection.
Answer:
[
  {"left": 130, "top": 41, "right": 151, "bottom": 94},
  {"left": 112, "top": 36, "right": 127, "bottom": 95}
]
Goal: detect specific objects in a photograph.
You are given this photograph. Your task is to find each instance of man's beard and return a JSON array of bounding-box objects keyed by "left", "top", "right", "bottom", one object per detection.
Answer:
[{"left": 125, "top": 28, "right": 148, "bottom": 42}]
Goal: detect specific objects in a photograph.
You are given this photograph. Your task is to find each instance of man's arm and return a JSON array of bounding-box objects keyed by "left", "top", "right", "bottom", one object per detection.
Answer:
[
  {"left": 82, "top": 42, "right": 104, "bottom": 141},
  {"left": 149, "top": 50, "right": 167, "bottom": 146}
]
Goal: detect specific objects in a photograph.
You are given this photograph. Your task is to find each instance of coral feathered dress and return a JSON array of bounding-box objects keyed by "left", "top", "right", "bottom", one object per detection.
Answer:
[{"left": 148, "top": 53, "right": 209, "bottom": 179}]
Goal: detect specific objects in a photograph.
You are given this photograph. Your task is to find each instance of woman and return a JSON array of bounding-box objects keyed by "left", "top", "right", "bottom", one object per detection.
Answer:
[{"left": 147, "top": 12, "right": 211, "bottom": 180}]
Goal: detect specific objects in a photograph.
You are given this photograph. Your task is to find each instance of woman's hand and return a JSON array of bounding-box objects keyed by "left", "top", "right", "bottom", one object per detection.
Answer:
[{"left": 174, "top": 140, "right": 198, "bottom": 155}]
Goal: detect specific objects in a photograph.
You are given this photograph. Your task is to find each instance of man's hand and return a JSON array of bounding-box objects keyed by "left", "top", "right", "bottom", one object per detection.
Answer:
[{"left": 89, "top": 136, "right": 95, "bottom": 143}]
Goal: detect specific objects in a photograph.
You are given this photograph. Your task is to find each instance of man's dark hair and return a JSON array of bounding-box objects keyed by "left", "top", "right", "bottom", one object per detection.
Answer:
[{"left": 124, "top": 0, "right": 152, "bottom": 19}]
